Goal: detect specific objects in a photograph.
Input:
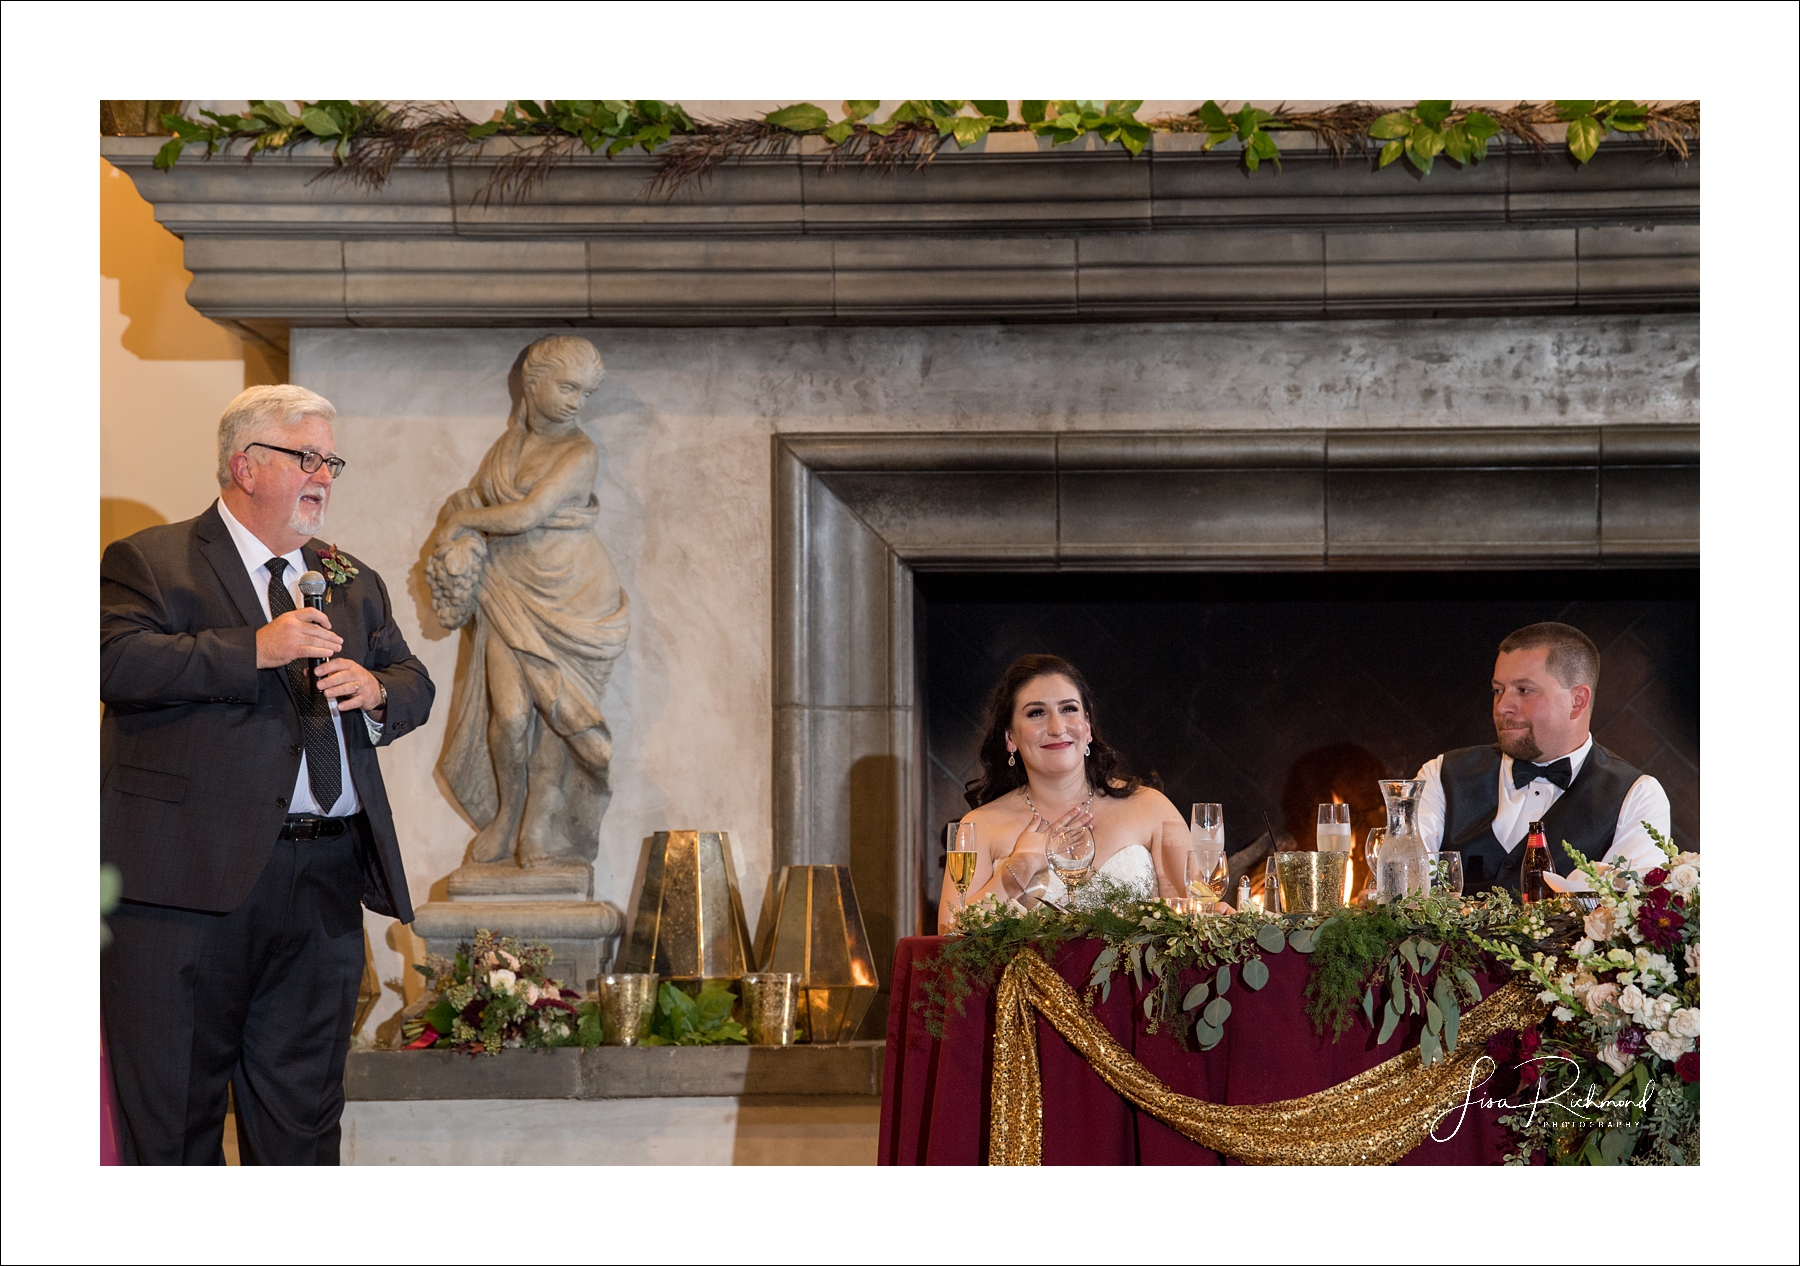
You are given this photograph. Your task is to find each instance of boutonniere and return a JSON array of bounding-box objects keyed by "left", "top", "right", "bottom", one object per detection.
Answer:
[{"left": 318, "top": 544, "right": 360, "bottom": 602}]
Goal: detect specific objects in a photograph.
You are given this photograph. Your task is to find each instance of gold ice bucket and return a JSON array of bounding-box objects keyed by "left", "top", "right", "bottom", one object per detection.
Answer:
[
  {"left": 740, "top": 972, "right": 803, "bottom": 1046},
  {"left": 620, "top": 831, "right": 755, "bottom": 982},
  {"left": 1275, "top": 851, "right": 1351, "bottom": 916},
  {"left": 755, "top": 865, "right": 879, "bottom": 1043},
  {"left": 595, "top": 972, "right": 658, "bottom": 1046}
]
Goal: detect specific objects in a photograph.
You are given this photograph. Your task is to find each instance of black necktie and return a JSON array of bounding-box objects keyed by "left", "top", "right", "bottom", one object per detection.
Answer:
[
  {"left": 1511, "top": 756, "right": 1572, "bottom": 790},
  {"left": 266, "top": 557, "right": 344, "bottom": 813}
]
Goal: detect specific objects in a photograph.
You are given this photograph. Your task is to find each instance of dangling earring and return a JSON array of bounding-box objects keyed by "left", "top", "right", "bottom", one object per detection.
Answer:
[
  {"left": 1084, "top": 743, "right": 1091, "bottom": 756},
  {"left": 1008, "top": 750, "right": 1016, "bottom": 767}
]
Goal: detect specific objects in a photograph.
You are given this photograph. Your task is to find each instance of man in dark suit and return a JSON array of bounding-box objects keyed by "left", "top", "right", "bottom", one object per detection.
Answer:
[{"left": 101, "top": 384, "right": 434, "bottom": 1164}]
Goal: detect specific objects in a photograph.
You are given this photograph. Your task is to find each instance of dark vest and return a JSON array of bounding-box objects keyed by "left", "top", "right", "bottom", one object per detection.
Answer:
[{"left": 1440, "top": 743, "right": 1645, "bottom": 895}]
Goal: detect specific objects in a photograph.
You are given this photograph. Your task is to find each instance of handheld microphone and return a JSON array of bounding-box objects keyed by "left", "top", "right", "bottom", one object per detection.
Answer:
[{"left": 297, "top": 571, "right": 329, "bottom": 689}]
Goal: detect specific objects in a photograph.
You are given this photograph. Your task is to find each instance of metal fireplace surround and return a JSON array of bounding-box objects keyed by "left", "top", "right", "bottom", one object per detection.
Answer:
[{"left": 772, "top": 427, "right": 1699, "bottom": 971}]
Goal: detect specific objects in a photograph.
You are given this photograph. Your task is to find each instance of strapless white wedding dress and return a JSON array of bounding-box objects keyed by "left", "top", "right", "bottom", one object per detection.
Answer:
[{"left": 1045, "top": 843, "right": 1157, "bottom": 908}]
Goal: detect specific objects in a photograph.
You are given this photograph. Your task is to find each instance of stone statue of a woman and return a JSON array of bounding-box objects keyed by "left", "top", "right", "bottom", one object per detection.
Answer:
[{"left": 426, "top": 336, "right": 629, "bottom": 875}]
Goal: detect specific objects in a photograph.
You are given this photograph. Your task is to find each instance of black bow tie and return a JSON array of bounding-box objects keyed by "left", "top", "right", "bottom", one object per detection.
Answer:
[{"left": 1512, "top": 756, "right": 1573, "bottom": 790}]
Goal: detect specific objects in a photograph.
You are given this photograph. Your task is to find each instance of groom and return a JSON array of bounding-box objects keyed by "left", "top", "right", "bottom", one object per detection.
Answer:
[
  {"left": 1413, "top": 621, "right": 1672, "bottom": 894},
  {"left": 100, "top": 384, "right": 433, "bottom": 1164}
]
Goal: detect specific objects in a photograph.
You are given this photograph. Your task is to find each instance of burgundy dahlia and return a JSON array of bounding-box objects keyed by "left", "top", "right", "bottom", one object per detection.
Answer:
[
  {"left": 1637, "top": 902, "right": 1687, "bottom": 948},
  {"left": 1644, "top": 867, "right": 1669, "bottom": 886},
  {"left": 1615, "top": 1025, "right": 1646, "bottom": 1056}
]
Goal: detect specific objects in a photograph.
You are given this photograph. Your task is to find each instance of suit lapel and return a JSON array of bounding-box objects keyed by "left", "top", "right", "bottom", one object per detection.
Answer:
[
  {"left": 196, "top": 503, "right": 269, "bottom": 630},
  {"left": 305, "top": 542, "right": 366, "bottom": 661}
]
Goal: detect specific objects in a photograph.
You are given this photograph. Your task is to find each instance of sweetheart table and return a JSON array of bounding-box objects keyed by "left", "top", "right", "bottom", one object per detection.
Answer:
[{"left": 878, "top": 935, "right": 1523, "bottom": 1165}]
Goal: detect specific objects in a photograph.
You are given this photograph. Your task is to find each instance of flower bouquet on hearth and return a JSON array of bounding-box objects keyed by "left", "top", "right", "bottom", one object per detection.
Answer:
[
  {"left": 1476, "top": 826, "right": 1699, "bottom": 1164},
  {"left": 401, "top": 929, "right": 597, "bottom": 1057}
]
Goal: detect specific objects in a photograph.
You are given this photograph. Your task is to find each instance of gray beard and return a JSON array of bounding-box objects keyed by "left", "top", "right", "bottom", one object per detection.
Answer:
[
  {"left": 1497, "top": 728, "right": 1543, "bottom": 761},
  {"left": 288, "top": 502, "right": 326, "bottom": 538}
]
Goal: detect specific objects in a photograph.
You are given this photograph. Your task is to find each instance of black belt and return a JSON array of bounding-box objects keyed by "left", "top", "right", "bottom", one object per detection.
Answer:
[{"left": 280, "top": 814, "right": 350, "bottom": 841}]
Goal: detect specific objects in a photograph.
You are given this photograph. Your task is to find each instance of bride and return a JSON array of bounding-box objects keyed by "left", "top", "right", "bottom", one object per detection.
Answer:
[{"left": 938, "top": 653, "right": 1191, "bottom": 932}]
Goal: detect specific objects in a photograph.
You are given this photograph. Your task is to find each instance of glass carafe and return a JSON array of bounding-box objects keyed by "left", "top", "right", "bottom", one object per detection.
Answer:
[{"left": 1376, "top": 779, "right": 1432, "bottom": 902}]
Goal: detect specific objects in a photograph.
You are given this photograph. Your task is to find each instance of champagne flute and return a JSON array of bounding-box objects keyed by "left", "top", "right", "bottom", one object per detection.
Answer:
[
  {"left": 1047, "top": 823, "right": 1096, "bottom": 897},
  {"left": 1190, "top": 803, "right": 1224, "bottom": 895},
  {"left": 945, "top": 822, "right": 978, "bottom": 913},
  {"left": 1362, "top": 827, "right": 1386, "bottom": 903}
]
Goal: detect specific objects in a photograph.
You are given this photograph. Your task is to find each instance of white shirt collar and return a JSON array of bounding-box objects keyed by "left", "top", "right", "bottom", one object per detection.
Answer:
[
  {"left": 216, "top": 496, "right": 305, "bottom": 580},
  {"left": 1501, "top": 733, "right": 1594, "bottom": 786}
]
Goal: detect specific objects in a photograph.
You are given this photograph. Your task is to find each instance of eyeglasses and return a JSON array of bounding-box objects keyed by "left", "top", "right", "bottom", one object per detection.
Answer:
[{"left": 244, "top": 442, "right": 346, "bottom": 478}]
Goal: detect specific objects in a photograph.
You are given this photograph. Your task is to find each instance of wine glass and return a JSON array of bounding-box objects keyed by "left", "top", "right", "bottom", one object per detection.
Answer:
[
  {"left": 1190, "top": 803, "right": 1224, "bottom": 893},
  {"left": 1433, "top": 851, "right": 1465, "bottom": 897},
  {"left": 945, "top": 822, "right": 978, "bottom": 913},
  {"left": 1046, "top": 824, "right": 1096, "bottom": 898},
  {"left": 1362, "top": 827, "right": 1386, "bottom": 903},
  {"left": 1183, "top": 849, "right": 1220, "bottom": 913}
]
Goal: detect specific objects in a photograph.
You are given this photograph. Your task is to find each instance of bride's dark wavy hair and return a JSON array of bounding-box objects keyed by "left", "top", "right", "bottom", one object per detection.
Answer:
[{"left": 963, "top": 653, "right": 1143, "bottom": 810}]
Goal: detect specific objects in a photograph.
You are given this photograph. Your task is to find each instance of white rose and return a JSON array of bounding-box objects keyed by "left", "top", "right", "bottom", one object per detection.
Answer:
[
  {"left": 1675, "top": 851, "right": 1700, "bottom": 868},
  {"left": 1583, "top": 907, "right": 1616, "bottom": 942},
  {"left": 488, "top": 968, "right": 517, "bottom": 993},
  {"left": 1668, "top": 864, "right": 1699, "bottom": 895},
  {"left": 1646, "top": 1029, "right": 1692, "bottom": 1061},
  {"left": 1641, "top": 995, "right": 1673, "bottom": 1031},
  {"left": 1597, "top": 1042, "right": 1634, "bottom": 1076},
  {"left": 1574, "top": 938, "right": 1596, "bottom": 958},
  {"left": 1668, "top": 1007, "right": 1701, "bottom": 1039},
  {"left": 1585, "top": 982, "right": 1620, "bottom": 1014},
  {"left": 521, "top": 980, "right": 541, "bottom": 1005},
  {"left": 1685, "top": 943, "right": 1699, "bottom": 977},
  {"left": 1617, "top": 984, "right": 1646, "bottom": 1017}
]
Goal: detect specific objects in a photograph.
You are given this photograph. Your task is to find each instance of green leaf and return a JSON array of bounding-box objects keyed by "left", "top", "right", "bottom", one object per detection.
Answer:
[
  {"left": 253, "top": 100, "right": 298, "bottom": 127},
  {"left": 1416, "top": 939, "right": 1438, "bottom": 971},
  {"left": 1195, "top": 100, "right": 1231, "bottom": 131},
  {"left": 1369, "top": 111, "right": 1414, "bottom": 140},
  {"left": 1554, "top": 100, "right": 1598, "bottom": 122},
  {"left": 1377, "top": 1000, "right": 1402, "bottom": 1044},
  {"left": 1453, "top": 967, "right": 1481, "bottom": 1002},
  {"left": 1398, "top": 939, "right": 1421, "bottom": 975},
  {"left": 1464, "top": 109, "right": 1502, "bottom": 141},
  {"left": 467, "top": 120, "right": 502, "bottom": 140},
  {"left": 1019, "top": 100, "right": 1048, "bottom": 124},
  {"left": 1255, "top": 924, "right": 1287, "bottom": 954},
  {"left": 1378, "top": 140, "right": 1404, "bottom": 168},
  {"left": 1215, "top": 965, "right": 1231, "bottom": 995},
  {"left": 1247, "top": 130, "right": 1280, "bottom": 168},
  {"left": 1442, "top": 123, "right": 1473, "bottom": 164},
  {"left": 950, "top": 116, "right": 993, "bottom": 148},
  {"left": 1114, "top": 123, "right": 1151, "bottom": 157},
  {"left": 1405, "top": 126, "right": 1444, "bottom": 174},
  {"left": 1287, "top": 929, "right": 1316, "bottom": 954},
  {"left": 1195, "top": 1019, "right": 1223, "bottom": 1049},
  {"left": 1409, "top": 986, "right": 1422, "bottom": 1016},
  {"left": 1241, "top": 957, "right": 1270, "bottom": 990},
  {"left": 973, "top": 100, "right": 1009, "bottom": 121},
  {"left": 1143, "top": 994, "right": 1157, "bottom": 1021},
  {"left": 843, "top": 100, "right": 881, "bottom": 121},
  {"left": 153, "top": 137, "right": 187, "bottom": 170},
  {"left": 1442, "top": 997, "right": 1460, "bottom": 1052},
  {"left": 1425, "top": 998, "right": 1444, "bottom": 1033},
  {"left": 1202, "top": 996, "right": 1232, "bottom": 1027},
  {"left": 822, "top": 120, "right": 854, "bottom": 145},
  {"left": 765, "top": 103, "right": 831, "bottom": 133},
  {"left": 1566, "top": 115, "right": 1604, "bottom": 163},
  {"left": 1414, "top": 100, "right": 1453, "bottom": 128},
  {"left": 1362, "top": 986, "right": 1376, "bottom": 1027},
  {"left": 1182, "top": 981, "right": 1210, "bottom": 1011},
  {"left": 1419, "top": 1025, "right": 1442, "bottom": 1068},
  {"left": 424, "top": 999, "right": 457, "bottom": 1035},
  {"left": 1599, "top": 1128, "right": 1636, "bottom": 1165},
  {"left": 299, "top": 106, "right": 340, "bottom": 137}
]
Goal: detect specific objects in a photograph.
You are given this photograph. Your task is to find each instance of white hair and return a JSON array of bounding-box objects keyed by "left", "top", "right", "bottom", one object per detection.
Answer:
[{"left": 216, "top": 385, "right": 338, "bottom": 487}]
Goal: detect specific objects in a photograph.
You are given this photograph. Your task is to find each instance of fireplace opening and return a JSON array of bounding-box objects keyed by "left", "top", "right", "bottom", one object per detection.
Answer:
[{"left": 917, "top": 568, "right": 1698, "bottom": 914}]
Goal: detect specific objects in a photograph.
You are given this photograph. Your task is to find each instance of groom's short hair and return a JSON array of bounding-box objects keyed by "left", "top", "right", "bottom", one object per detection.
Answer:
[{"left": 1498, "top": 622, "right": 1600, "bottom": 691}]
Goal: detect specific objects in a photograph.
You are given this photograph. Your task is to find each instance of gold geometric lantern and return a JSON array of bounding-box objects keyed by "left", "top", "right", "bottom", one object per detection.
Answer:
[
  {"left": 754, "top": 865, "right": 879, "bottom": 1043},
  {"left": 619, "top": 831, "right": 754, "bottom": 982}
]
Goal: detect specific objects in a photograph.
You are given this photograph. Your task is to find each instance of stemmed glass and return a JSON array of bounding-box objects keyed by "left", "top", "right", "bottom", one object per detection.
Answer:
[
  {"left": 1432, "top": 851, "right": 1465, "bottom": 898},
  {"left": 1362, "top": 828, "right": 1386, "bottom": 903},
  {"left": 944, "top": 822, "right": 978, "bottom": 913},
  {"left": 1190, "top": 803, "right": 1224, "bottom": 894},
  {"left": 1185, "top": 849, "right": 1228, "bottom": 913},
  {"left": 1046, "top": 823, "right": 1096, "bottom": 898}
]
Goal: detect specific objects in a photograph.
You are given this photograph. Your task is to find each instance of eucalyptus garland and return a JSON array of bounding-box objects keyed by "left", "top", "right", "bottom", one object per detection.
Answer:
[{"left": 139, "top": 98, "right": 1700, "bottom": 203}]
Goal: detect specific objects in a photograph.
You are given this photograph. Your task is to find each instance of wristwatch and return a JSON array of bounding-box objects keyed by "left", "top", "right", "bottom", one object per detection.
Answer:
[{"left": 377, "top": 681, "right": 388, "bottom": 708}]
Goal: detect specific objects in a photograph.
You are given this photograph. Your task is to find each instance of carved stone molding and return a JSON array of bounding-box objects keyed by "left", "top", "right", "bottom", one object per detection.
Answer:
[
  {"left": 103, "top": 136, "right": 1697, "bottom": 333},
  {"left": 770, "top": 426, "right": 1698, "bottom": 992}
]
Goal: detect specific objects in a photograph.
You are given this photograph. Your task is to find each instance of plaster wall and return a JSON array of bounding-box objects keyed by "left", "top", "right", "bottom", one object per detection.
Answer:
[{"left": 294, "top": 314, "right": 1698, "bottom": 1033}]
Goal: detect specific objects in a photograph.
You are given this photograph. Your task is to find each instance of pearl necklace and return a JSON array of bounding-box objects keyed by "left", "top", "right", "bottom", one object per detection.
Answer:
[{"left": 1024, "top": 784, "right": 1094, "bottom": 818}]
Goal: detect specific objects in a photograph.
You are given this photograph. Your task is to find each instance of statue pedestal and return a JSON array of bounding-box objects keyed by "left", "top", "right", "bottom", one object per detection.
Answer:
[{"left": 415, "top": 864, "right": 623, "bottom": 993}]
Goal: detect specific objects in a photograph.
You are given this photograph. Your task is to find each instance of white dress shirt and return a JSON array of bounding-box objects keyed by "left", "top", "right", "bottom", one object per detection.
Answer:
[
  {"left": 1413, "top": 735, "right": 1671, "bottom": 874},
  {"left": 216, "top": 498, "right": 373, "bottom": 817}
]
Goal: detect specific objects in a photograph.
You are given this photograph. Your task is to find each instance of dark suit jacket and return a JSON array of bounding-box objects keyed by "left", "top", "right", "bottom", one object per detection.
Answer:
[{"left": 100, "top": 502, "right": 433, "bottom": 920}]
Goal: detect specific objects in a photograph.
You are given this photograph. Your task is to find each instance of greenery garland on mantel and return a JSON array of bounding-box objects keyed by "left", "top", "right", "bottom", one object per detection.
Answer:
[{"left": 138, "top": 98, "right": 1700, "bottom": 204}]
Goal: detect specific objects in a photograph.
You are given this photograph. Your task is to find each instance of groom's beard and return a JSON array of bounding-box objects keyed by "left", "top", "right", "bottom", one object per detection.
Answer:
[{"left": 1496, "top": 723, "right": 1543, "bottom": 762}]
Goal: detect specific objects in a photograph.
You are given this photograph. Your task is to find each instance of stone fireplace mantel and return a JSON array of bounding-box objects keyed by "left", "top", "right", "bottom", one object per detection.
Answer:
[{"left": 103, "top": 134, "right": 1696, "bottom": 337}]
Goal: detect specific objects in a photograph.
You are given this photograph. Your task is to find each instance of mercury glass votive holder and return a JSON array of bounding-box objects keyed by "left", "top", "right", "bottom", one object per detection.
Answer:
[
  {"left": 596, "top": 972, "right": 658, "bottom": 1046},
  {"left": 740, "top": 972, "right": 803, "bottom": 1046},
  {"left": 1275, "top": 851, "right": 1351, "bottom": 916}
]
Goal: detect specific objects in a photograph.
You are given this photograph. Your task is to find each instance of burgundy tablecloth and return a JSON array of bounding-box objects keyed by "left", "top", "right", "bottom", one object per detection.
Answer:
[{"left": 878, "top": 936, "right": 1519, "bottom": 1165}]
